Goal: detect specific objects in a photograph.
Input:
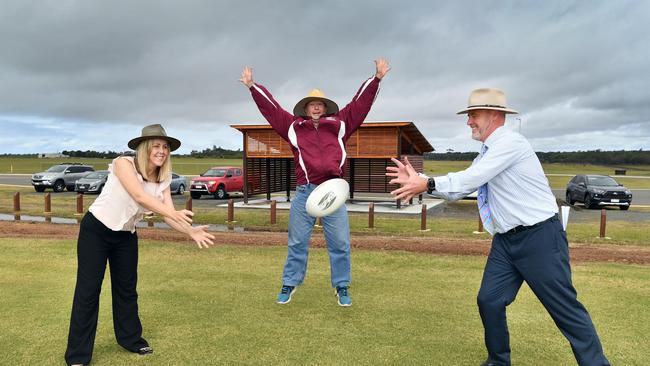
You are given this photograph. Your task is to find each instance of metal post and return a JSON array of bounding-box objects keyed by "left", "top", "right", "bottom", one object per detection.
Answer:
[
  {"left": 227, "top": 199, "right": 235, "bottom": 223},
  {"left": 270, "top": 200, "right": 277, "bottom": 225},
  {"left": 76, "top": 194, "right": 84, "bottom": 215},
  {"left": 368, "top": 202, "right": 375, "bottom": 229},
  {"left": 13, "top": 192, "right": 20, "bottom": 221},
  {"left": 600, "top": 209, "right": 606, "bottom": 238}
]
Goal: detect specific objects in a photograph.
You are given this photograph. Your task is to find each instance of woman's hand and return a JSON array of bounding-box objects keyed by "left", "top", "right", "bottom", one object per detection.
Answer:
[
  {"left": 170, "top": 209, "right": 194, "bottom": 226},
  {"left": 189, "top": 225, "right": 216, "bottom": 249}
]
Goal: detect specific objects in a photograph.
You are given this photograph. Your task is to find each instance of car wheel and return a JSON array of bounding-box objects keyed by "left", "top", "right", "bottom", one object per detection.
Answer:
[
  {"left": 620, "top": 205, "right": 630, "bottom": 211},
  {"left": 98, "top": 184, "right": 104, "bottom": 194},
  {"left": 53, "top": 180, "right": 65, "bottom": 193},
  {"left": 66, "top": 185, "right": 75, "bottom": 192},
  {"left": 565, "top": 191, "right": 575, "bottom": 205},
  {"left": 177, "top": 184, "right": 185, "bottom": 195},
  {"left": 34, "top": 186, "right": 45, "bottom": 192},
  {"left": 584, "top": 194, "right": 594, "bottom": 209},
  {"left": 214, "top": 185, "right": 228, "bottom": 200},
  {"left": 190, "top": 192, "right": 201, "bottom": 199}
]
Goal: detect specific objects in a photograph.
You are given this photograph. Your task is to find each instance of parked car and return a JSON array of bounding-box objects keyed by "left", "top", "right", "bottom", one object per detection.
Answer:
[
  {"left": 75, "top": 170, "right": 109, "bottom": 194},
  {"left": 31, "top": 163, "right": 95, "bottom": 192},
  {"left": 565, "top": 174, "right": 632, "bottom": 210},
  {"left": 190, "top": 166, "right": 244, "bottom": 199},
  {"left": 170, "top": 172, "right": 187, "bottom": 195}
]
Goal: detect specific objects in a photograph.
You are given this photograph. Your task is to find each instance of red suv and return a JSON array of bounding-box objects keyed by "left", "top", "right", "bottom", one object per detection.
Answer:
[{"left": 189, "top": 166, "right": 244, "bottom": 199}]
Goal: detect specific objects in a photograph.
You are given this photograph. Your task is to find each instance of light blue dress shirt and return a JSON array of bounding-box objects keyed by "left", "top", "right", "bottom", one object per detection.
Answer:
[{"left": 428, "top": 126, "right": 558, "bottom": 233}]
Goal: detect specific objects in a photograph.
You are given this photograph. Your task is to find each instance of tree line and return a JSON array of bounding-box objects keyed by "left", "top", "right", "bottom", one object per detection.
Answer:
[
  {"left": 54, "top": 146, "right": 243, "bottom": 159},
  {"left": 424, "top": 150, "right": 650, "bottom": 165}
]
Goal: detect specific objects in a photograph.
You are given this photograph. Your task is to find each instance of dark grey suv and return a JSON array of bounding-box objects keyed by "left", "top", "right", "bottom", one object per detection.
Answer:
[
  {"left": 31, "top": 163, "right": 95, "bottom": 192},
  {"left": 565, "top": 174, "right": 632, "bottom": 210}
]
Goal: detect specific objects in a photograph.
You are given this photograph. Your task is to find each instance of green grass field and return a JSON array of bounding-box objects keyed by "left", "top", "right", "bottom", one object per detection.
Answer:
[{"left": 0, "top": 238, "right": 648, "bottom": 365}]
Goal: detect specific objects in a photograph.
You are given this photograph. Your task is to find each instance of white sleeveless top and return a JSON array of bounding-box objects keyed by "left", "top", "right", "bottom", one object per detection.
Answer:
[{"left": 89, "top": 156, "right": 171, "bottom": 233}]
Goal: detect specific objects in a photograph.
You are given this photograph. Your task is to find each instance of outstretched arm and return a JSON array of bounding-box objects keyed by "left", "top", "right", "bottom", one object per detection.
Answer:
[
  {"left": 339, "top": 58, "right": 390, "bottom": 137},
  {"left": 113, "top": 157, "right": 193, "bottom": 227},
  {"left": 161, "top": 188, "right": 215, "bottom": 249},
  {"left": 240, "top": 66, "right": 294, "bottom": 139}
]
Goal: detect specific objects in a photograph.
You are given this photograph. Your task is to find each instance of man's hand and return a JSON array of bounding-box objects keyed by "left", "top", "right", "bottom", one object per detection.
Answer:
[
  {"left": 375, "top": 58, "right": 391, "bottom": 79},
  {"left": 240, "top": 66, "right": 254, "bottom": 88},
  {"left": 386, "top": 156, "right": 427, "bottom": 202}
]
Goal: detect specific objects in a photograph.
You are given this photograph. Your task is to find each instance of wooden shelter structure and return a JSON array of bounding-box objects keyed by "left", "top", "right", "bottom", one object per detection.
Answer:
[{"left": 230, "top": 121, "right": 434, "bottom": 203}]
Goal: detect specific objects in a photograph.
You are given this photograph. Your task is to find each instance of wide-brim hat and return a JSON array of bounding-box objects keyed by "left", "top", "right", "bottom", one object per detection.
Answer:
[
  {"left": 457, "top": 88, "right": 518, "bottom": 115},
  {"left": 293, "top": 89, "right": 339, "bottom": 117},
  {"left": 127, "top": 124, "right": 181, "bottom": 151}
]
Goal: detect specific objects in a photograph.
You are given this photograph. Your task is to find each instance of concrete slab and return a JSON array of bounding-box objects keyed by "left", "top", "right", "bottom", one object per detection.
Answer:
[{"left": 220, "top": 194, "right": 446, "bottom": 215}]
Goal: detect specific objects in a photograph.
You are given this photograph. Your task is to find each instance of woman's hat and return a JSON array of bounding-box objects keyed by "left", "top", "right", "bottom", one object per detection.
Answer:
[
  {"left": 127, "top": 124, "right": 181, "bottom": 151},
  {"left": 456, "top": 88, "right": 518, "bottom": 115},
  {"left": 293, "top": 89, "right": 339, "bottom": 117}
]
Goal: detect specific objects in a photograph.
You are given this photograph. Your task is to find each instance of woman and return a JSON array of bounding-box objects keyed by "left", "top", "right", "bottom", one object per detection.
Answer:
[{"left": 65, "top": 124, "right": 215, "bottom": 366}]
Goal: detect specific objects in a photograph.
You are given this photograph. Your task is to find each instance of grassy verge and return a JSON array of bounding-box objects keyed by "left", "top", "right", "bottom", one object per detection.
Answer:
[{"left": 0, "top": 238, "right": 647, "bottom": 365}]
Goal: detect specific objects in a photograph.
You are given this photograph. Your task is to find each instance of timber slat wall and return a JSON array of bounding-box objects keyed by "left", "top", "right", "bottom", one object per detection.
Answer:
[{"left": 234, "top": 122, "right": 433, "bottom": 200}]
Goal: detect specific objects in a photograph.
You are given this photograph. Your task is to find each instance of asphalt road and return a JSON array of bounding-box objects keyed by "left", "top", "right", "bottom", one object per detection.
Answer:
[{"left": 3, "top": 174, "right": 649, "bottom": 205}]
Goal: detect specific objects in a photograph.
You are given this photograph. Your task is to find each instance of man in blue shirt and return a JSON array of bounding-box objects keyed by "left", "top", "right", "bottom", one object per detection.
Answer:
[{"left": 386, "top": 88, "right": 609, "bottom": 366}]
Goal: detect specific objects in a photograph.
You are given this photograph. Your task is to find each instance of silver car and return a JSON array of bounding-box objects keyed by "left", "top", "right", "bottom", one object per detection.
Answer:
[
  {"left": 32, "top": 163, "right": 95, "bottom": 192},
  {"left": 170, "top": 172, "right": 187, "bottom": 195},
  {"left": 75, "top": 170, "right": 109, "bottom": 194}
]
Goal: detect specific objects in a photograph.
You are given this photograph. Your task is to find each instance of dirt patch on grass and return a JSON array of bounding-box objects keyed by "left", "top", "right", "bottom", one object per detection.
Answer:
[{"left": 1, "top": 221, "right": 649, "bottom": 265}]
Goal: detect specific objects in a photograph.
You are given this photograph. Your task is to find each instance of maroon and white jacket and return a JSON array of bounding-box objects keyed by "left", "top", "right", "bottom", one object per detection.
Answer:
[{"left": 249, "top": 76, "right": 381, "bottom": 185}]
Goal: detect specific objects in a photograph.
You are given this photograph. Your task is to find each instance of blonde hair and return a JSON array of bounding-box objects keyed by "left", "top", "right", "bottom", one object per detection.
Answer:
[{"left": 134, "top": 139, "right": 172, "bottom": 183}]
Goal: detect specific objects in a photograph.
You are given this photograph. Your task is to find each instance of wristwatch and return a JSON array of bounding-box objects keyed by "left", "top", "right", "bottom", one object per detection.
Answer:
[{"left": 427, "top": 177, "right": 436, "bottom": 194}]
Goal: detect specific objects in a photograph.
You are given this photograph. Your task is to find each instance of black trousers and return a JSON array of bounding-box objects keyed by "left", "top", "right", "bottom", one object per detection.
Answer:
[{"left": 65, "top": 212, "right": 148, "bottom": 365}]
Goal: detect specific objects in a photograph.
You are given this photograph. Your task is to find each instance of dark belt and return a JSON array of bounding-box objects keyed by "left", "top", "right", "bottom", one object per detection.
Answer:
[{"left": 504, "top": 214, "right": 558, "bottom": 235}]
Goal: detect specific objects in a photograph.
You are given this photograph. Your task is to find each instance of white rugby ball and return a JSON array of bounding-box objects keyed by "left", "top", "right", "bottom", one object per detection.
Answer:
[{"left": 305, "top": 178, "right": 350, "bottom": 218}]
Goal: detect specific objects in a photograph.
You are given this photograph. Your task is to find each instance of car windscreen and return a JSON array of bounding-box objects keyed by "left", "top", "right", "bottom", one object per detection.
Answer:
[
  {"left": 84, "top": 172, "right": 108, "bottom": 179},
  {"left": 46, "top": 165, "right": 67, "bottom": 172},
  {"left": 587, "top": 176, "right": 619, "bottom": 186},
  {"left": 202, "top": 169, "right": 226, "bottom": 177}
]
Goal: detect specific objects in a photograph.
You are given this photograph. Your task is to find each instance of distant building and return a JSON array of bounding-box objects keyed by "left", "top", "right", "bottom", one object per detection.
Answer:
[{"left": 38, "top": 153, "right": 70, "bottom": 158}]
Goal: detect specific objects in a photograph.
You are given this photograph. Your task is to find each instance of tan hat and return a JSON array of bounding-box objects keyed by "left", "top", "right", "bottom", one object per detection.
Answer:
[
  {"left": 127, "top": 124, "right": 181, "bottom": 151},
  {"left": 457, "top": 88, "right": 518, "bottom": 115},
  {"left": 293, "top": 89, "right": 339, "bottom": 117}
]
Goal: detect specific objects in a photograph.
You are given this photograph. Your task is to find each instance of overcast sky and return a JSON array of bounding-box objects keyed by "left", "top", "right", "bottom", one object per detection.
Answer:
[{"left": 1, "top": 0, "right": 649, "bottom": 154}]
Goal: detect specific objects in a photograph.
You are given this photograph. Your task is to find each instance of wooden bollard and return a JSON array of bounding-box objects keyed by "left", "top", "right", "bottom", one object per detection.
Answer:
[
  {"left": 76, "top": 194, "right": 84, "bottom": 215},
  {"left": 599, "top": 209, "right": 606, "bottom": 238},
  {"left": 420, "top": 204, "right": 428, "bottom": 231},
  {"left": 270, "top": 200, "right": 277, "bottom": 225},
  {"left": 44, "top": 193, "right": 52, "bottom": 223},
  {"left": 227, "top": 199, "right": 235, "bottom": 223},
  {"left": 368, "top": 203, "right": 375, "bottom": 229},
  {"left": 13, "top": 192, "right": 20, "bottom": 221},
  {"left": 44, "top": 193, "right": 51, "bottom": 213},
  {"left": 185, "top": 197, "right": 192, "bottom": 211},
  {"left": 478, "top": 214, "right": 484, "bottom": 233}
]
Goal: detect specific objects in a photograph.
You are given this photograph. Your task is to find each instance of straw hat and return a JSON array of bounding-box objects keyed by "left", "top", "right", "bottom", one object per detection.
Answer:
[
  {"left": 127, "top": 124, "right": 181, "bottom": 151},
  {"left": 293, "top": 89, "right": 339, "bottom": 117},
  {"left": 456, "top": 88, "right": 518, "bottom": 115}
]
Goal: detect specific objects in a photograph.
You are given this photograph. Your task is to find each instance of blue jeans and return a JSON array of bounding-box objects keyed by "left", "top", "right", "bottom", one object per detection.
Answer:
[{"left": 282, "top": 184, "right": 351, "bottom": 288}]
